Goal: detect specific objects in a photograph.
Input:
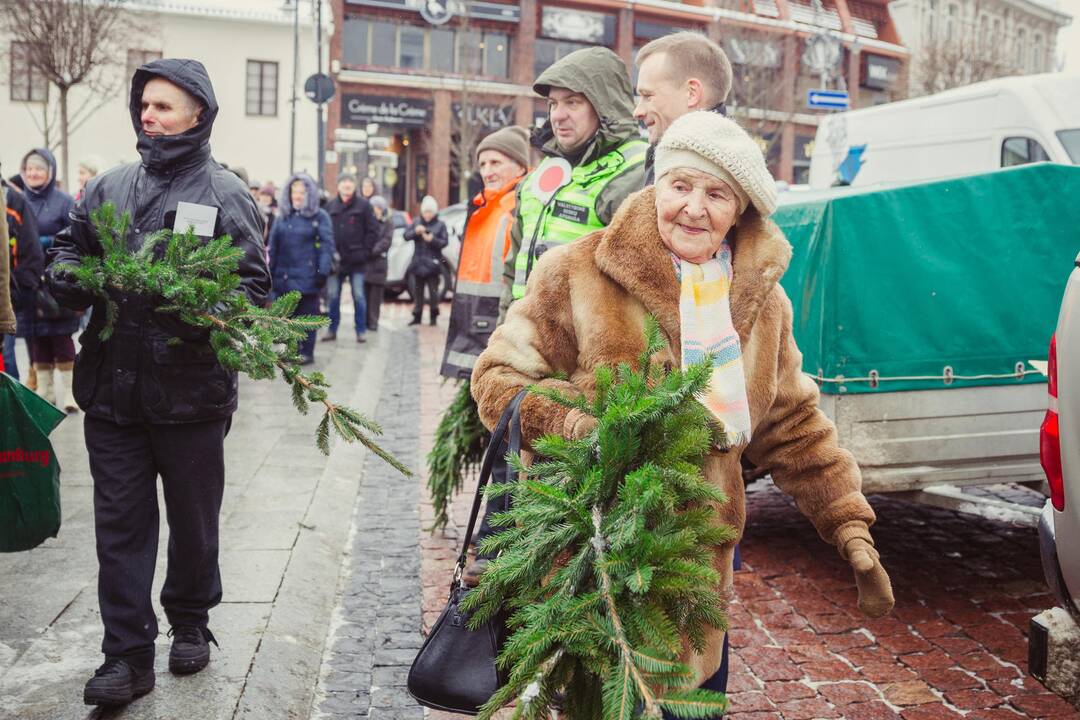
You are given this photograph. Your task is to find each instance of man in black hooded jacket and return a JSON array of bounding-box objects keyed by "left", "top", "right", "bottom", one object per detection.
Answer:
[{"left": 47, "top": 59, "right": 271, "bottom": 706}]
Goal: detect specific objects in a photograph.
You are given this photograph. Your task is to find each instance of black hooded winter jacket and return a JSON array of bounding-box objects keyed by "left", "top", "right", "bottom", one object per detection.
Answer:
[{"left": 47, "top": 58, "right": 271, "bottom": 425}]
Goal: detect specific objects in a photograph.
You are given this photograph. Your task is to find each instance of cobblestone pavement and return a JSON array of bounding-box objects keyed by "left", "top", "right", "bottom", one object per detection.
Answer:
[
  {"left": 413, "top": 317, "right": 1079, "bottom": 720},
  {"left": 315, "top": 306, "right": 426, "bottom": 720}
]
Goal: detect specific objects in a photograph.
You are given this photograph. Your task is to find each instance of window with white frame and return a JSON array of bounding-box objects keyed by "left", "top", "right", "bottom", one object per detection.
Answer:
[
  {"left": 246, "top": 60, "right": 278, "bottom": 116},
  {"left": 9, "top": 41, "right": 48, "bottom": 102}
]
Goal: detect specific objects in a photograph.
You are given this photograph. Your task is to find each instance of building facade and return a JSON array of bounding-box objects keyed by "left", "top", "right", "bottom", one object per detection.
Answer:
[
  {"left": 2, "top": 0, "right": 324, "bottom": 194},
  {"left": 327, "top": 0, "right": 909, "bottom": 210},
  {"left": 889, "top": 0, "right": 1071, "bottom": 96}
]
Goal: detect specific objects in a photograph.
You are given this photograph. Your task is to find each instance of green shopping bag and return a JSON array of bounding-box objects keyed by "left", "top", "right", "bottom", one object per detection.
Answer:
[{"left": 1, "top": 371, "right": 66, "bottom": 552}]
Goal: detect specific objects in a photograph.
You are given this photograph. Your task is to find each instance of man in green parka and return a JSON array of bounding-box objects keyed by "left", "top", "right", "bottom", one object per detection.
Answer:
[{"left": 501, "top": 46, "right": 647, "bottom": 315}]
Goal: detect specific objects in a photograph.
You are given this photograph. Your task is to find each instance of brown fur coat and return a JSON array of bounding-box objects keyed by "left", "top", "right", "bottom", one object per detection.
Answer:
[{"left": 471, "top": 186, "right": 877, "bottom": 683}]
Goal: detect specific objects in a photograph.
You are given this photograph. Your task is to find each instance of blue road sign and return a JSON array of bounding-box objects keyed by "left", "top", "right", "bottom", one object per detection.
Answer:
[{"left": 807, "top": 89, "right": 850, "bottom": 110}]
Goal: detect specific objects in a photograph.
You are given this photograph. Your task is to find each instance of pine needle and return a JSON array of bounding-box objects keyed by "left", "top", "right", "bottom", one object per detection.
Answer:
[
  {"left": 463, "top": 320, "right": 731, "bottom": 719},
  {"left": 62, "top": 203, "right": 410, "bottom": 475}
]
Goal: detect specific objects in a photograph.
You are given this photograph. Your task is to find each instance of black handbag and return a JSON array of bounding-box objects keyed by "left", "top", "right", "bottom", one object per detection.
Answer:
[{"left": 407, "top": 390, "right": 527, "bottom": 715}]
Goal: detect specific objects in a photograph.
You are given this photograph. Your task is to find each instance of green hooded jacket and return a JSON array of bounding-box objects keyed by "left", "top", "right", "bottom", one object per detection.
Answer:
[{"left": 501, "top": 46, "right": 646, "bottom": 315}]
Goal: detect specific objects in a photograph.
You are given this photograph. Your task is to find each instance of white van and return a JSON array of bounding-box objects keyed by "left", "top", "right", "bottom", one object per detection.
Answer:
[{"left": 808, "top": 73, "right": 1080, "bottom": 189}]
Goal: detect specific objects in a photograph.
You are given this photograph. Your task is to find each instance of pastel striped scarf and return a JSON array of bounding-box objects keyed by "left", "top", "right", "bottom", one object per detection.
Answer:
[{"left": 672, "top": 244, "right": 752, "bottom": 448}]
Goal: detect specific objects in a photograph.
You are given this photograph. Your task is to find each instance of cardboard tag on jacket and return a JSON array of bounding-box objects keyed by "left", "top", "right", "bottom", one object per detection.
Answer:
[{"left": 173, "top": 202, "right": 218, "bottom": 237}]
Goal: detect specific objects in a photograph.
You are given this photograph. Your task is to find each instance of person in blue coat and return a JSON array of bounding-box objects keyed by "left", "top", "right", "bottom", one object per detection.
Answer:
[
  {"left": 19, "top": 147, "right": 81, "bottom": 411},
  {"left": 268, "top": 172, "right": 334, "bottom": 364}
]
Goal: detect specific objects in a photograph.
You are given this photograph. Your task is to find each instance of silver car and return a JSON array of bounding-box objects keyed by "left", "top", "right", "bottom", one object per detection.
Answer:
[
  {"left": 1038, "top": 250, "right": 1080, "bottom": 622},
  {"left": 384, "top": 203, "right": 468, "bottom": 302}
]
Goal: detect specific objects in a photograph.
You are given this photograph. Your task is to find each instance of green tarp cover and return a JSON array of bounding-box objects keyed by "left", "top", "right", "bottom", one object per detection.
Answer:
[
  {"left": 1, "top": 372, "right": 65, "bottom": 551},
  {"left": 774, "top": 163, "right": 1080, "bottom": 394}
]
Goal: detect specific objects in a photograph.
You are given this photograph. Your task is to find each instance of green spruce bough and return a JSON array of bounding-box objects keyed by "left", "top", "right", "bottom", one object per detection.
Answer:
[
  {"left": 427, "top": 380, "right": 489, "bottom": 531},
  {"left": 57, "top": 203, "right": 410, "bottom": 476},
  {"left": 463, "top": 318, "right": 735, "bottom": 719}
]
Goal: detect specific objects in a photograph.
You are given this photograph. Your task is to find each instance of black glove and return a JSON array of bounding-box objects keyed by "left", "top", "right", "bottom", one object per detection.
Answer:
[
  {"left": 153, "top": 311, "right": 212, "bottom": 343},
  {"left": 315, "top": 273, "right": 327, "bottom": 289},
  {"left": 46, "top": 269, "right": 95, "bottom": 311}
]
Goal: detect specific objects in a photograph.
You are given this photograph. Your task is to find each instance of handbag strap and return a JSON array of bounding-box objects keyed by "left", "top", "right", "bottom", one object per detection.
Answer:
[{"left": 453, "top": 389, "right": 527, "bottom": 585}]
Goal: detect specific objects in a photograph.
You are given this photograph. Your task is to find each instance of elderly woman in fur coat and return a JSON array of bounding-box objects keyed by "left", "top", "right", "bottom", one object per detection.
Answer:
[{"left": 471, "top": 111, "right": 894, "bottom": 704}]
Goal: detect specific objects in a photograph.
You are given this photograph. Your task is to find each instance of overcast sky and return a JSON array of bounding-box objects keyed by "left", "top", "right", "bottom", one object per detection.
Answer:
[{"left": 1056, "top": 0, "right": 1080, "bottom": 72}]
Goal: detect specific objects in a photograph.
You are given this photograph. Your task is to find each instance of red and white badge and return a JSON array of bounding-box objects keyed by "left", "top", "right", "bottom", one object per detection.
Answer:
[{"left": 530, "top": 157, "right": 573, "bottom": 204}]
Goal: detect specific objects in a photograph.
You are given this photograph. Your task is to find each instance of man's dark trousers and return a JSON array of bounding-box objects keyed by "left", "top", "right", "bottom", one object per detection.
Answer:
[{"left": 85, "top": 414, "right": 229, "bottom": 666}]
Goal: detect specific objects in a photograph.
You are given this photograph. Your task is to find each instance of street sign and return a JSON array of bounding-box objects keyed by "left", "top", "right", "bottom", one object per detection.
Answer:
[
  {"left": 304, "top": 73, "right": 335, "bottom": 104},
  {"left": 420, "top": 0, "right": 454, "bottom": 25},
  {"left": 807, "top": 89, "right": 849, "bottom": 110}
]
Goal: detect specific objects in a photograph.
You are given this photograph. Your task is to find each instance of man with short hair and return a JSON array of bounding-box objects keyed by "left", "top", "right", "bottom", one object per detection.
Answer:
[
  {"left": 325, "top": 173, "right": 378, "bottom": 343},
  {"left": 634, "top": 31, "right": 734, "bottom": 185},
  {"left": 48, "top": 58, "right": 270, "bottom": 706},
  {"left": 503, "top": 47, "right": 648, "bottom": 312}
]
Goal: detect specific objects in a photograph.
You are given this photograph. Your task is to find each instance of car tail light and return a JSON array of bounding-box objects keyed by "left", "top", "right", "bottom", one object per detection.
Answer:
[{"left": 1041, "top": 334, "right": 1064, "bottom": 511}]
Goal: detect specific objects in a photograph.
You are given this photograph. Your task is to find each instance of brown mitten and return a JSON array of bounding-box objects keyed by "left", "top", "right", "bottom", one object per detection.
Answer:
[
  {"left": 563, "top": 409, "right": 598, "bottom": 440},
  {"left": 845, "top": 537, "right": 895, "bottom": 618}
]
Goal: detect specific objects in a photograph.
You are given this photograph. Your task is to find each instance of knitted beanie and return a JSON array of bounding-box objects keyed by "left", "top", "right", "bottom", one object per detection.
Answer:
[
  {"left": 654, "top": 111, "right": 778, "bottom": 217},
  {"left": 476, "top": 126, "right": 530, "bottom": 170},
  {"left": 421, "top": 195, "right": 439, "bottom": 215}
]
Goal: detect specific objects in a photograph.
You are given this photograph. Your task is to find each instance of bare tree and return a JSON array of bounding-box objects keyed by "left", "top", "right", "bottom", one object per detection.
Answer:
[
  {"left": 723, "top": 27, "right": 795, "bottom": 170},
  {"left": 913, "top": 2, "right": 1020, "bottom": 95},
  {"left": 0, "top": 0, "right": 145, "bottom": 188},
  {"left": 448, "top": 11, "right": 486, "bottom": 203}
]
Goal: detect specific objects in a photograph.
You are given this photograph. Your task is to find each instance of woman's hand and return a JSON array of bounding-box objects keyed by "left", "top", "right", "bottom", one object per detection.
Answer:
[
  {"left": 844, "top": 537, "right": 894, "bottom": 618},
  {"left": 564, "top": 409, "right": 598, "bottom": 440}
]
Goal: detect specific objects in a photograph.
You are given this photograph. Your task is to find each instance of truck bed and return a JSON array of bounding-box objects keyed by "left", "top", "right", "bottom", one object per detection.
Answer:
[{"left": 819, "top": 384, "right": 1046, "bottom": 495}]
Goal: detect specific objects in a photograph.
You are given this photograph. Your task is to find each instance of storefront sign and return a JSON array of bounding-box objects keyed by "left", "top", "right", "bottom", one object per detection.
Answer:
[
  {"left": 420, "top": 0, "right": 453, "bottom": 25},
  {"left": 453, "top": 102, "right": 515, "bottom": 130},
  {"left": 342, "top": 94, "right": 432, "bottom": 127},
  {"left": 541, "top": 6, "right": 612, "bottom": 44},
  {"left": 861, "top": 54, "right": 899, "bottom": 90}
]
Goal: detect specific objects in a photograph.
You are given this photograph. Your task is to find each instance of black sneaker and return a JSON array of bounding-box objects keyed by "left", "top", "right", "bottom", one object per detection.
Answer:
[
  {"left": 83, "top": 658, "right": 155, "bottom": 706},
  {"left": 408, "top": 317, "right": 421, "bottom": 326},
  {"left": 168, "top": 625, "right": 218, "bottom": 675}
]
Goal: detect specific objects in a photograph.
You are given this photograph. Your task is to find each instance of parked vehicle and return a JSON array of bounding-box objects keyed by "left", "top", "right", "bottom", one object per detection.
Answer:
[
  {"left": 1037, "top": 255, "right": 1080, "bottom": 621},
  {"left": 774, "top": 163, "right": 1080, "bottom": 524},
  {"left": 384, "top": 203, "right": 467, "bottom": 302},
  {"left": 809, "top": 73, "right": 1080, "bottom": 189}
]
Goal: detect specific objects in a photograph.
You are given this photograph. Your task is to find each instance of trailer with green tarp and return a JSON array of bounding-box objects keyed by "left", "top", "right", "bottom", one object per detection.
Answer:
[{"left": 771, "top": 163, "right": 1080, "bottom": 520}]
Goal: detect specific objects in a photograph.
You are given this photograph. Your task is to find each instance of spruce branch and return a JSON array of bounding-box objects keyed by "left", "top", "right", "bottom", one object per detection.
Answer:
[
  {"left": 426, "top": 380, "right": 489, "bottom": 531},
  {"left": 463, "top": 321, "right": 731, "bottom": 719},
  {"left": 58, "top": 203, "right": 411, "bottom": 475}
]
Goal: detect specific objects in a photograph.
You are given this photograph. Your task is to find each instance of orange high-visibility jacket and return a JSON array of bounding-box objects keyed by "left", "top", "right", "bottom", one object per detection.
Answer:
[{"left": 440, "top": 174, "right": 524, "bottom": 380}]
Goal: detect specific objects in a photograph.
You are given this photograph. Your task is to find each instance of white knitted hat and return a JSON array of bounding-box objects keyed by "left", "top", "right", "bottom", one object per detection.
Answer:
[{"left": 654, "top": 111, "right": 778, "bottom": 217}]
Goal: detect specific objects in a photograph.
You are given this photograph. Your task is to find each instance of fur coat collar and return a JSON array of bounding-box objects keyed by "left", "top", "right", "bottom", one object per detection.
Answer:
[{"left": 593, "top": 186, "right": 793, "bottom": 351}]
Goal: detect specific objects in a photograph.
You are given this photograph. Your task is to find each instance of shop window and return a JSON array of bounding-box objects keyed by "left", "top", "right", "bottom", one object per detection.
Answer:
[
  {"left": 457, "top": 29, "right": 483, "bottom": 74},
  {"left": 340, "top": 17, "right": 507, "bottom": 78},
  {"left": 9, "top": 41, "right": 47, "bottom": 103},
  {"left": 372, "top": 20, "right": 397, "bottom": 67},
  {"left": 245, "top": 60, "right": 278, "bottom": 116},
  {"left": 485, "top": 32, "right": 509, "bottom": 78},
  {"left": 1001, "top": 136, "right": 1049, "bottom": 167},
  {"left": 343, "top": 16, "right": 370, "bottom": 65},
  {"left": 430, "top": 28, "right": 455, "bottom": 72},
  {"left": 399, "top": 25, "right": 425, "bottom": 69},
  {"left": 127, "top": 49, "right": 162, "bottom": 79}
]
